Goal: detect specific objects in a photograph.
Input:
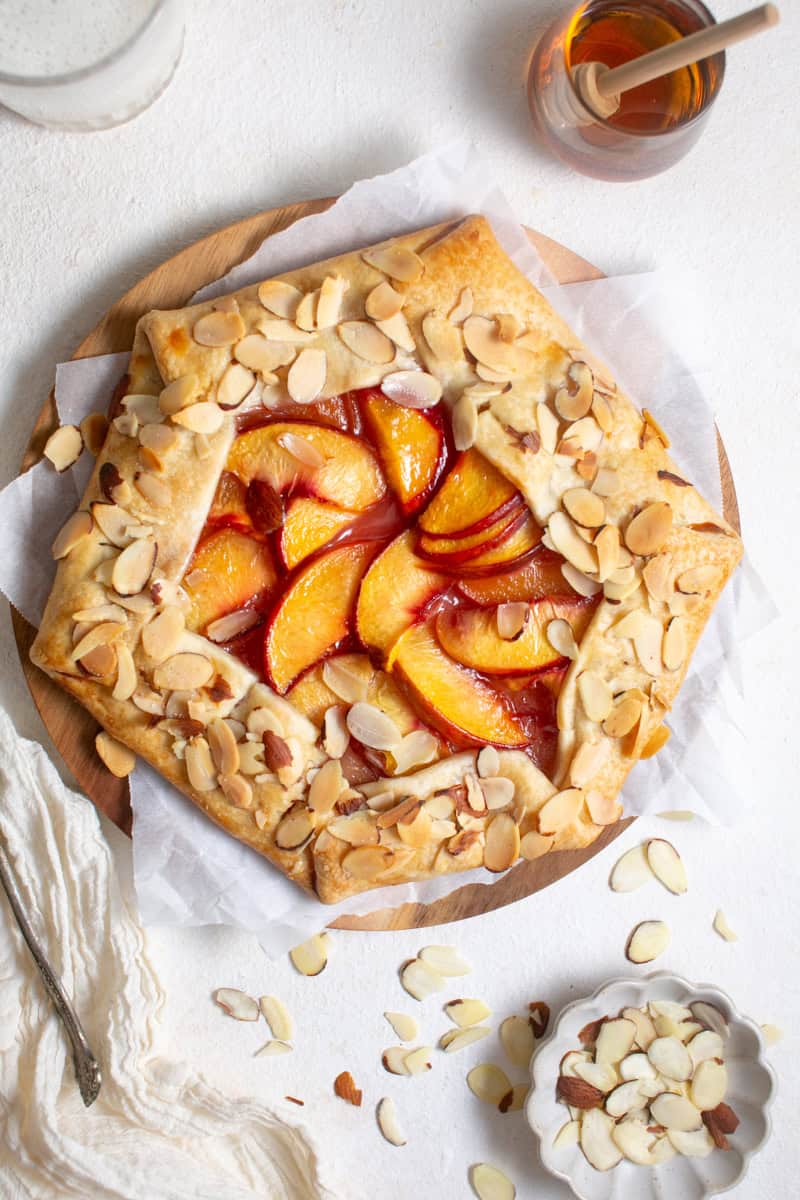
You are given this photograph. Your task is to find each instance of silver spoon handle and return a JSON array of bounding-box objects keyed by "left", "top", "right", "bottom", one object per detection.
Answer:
[{"left": 0, "top": 836, "right": 101, "bottom": 1106}]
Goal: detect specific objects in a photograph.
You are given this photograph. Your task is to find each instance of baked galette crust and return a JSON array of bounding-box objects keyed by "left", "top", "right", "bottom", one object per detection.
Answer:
[{"left": 31, "top": 216, "right": 742, "bottom": 903}]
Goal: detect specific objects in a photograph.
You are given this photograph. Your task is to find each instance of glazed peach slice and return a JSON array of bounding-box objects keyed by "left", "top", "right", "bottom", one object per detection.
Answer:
[
  {"left": 264, "top": 541, "right": 376, "bottom": 693},
  {"left": 435, "top": 597, "right": 596, "bottom": 675},
  {"left": 207, "top": 471, "right": 252, "bottom": 530},
  {"left": 418, "top": 448, "right": 520, "bottom": 538},
  {"left": 278, "top": 498, "right": 358, "bottom": 570},
  {"left": 440, "top": 512, "right": 542, "bottom": 576},
  {"left": 390, "top": 621, "right": 527, "bottom": 748},
  {"left": 184, "top": 528, "right": 278, "bottom": 632},
  {"left": 287, "top": 652, "right": 375, "bottom": 726},
  {"left": 227, "top": 422, "right": 385, "bottom": 510},
  {"left": 458, "top": 550, "right": 576, "bottom": 604},
  {"left": 416, "top": 503, "right": 525, "bottom": 566},
  {"left": 362, "top": 389, "right": 446, "bottom": 514},
  {"left": 356, "top": 531, "right": 448, "bottom": 661}
]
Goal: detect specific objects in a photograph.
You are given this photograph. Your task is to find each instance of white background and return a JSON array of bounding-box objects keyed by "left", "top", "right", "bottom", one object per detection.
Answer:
[{"left": 1, "top": 2, "right": 799, "bottom": 1196}]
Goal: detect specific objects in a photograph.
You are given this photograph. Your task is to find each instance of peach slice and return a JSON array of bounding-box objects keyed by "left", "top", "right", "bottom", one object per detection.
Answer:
[
  {"left": 356, "top": 531, "right": 448, "bottom": 660},
  {"left": 362, "top": 389, "right": 446, "bottom": 514},
  {"left": 184, "top": 528, "right": 278, "bottom": 632},
  {"left": 264, "top": 541, "right": 376, "bottom": 692},
  {"left": 435, "top": 597, "right": 596, "bottom": 675},
  {"left": 458, "top": 551, "right": 576, "bottom": 605},
  {"left": 227, "top": 422, "right": 385, "bottom": 511},
  {"left": 287, "top": 652, "right": 374, "bottom": 726},
  {"left": 440, "top": 512, "right": 542, "bottom": 576},
  {"left": 278, "top": 498, "right": 358, "bottom": 570},
  {"left": 416, "top": 502, "right": 524, "bottom": 565},
  {"left": 390, "top": 621, "right": 527, "bottom": 748},
  {"left": 418, "top": 448, "right": 519, "bottom": 538}
]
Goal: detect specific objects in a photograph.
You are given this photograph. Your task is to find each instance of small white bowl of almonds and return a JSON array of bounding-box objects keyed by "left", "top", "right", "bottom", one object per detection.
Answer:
[{"left": 526, "top": 973, "right": 775, "bottom": 1200}]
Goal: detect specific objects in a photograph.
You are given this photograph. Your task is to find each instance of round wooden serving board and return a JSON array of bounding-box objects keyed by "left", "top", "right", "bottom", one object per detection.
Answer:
[{"left": 12, "top": 198, "right": 739, "bottom": 932}]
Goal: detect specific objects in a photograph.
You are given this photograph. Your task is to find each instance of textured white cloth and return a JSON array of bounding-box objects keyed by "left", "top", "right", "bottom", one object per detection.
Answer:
[{"left": 0, "top": 708, "right": 337, "bottom": 1199}]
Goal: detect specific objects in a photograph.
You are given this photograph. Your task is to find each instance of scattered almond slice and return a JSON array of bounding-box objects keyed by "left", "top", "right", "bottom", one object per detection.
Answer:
[
  {"left": 445, "top": 998, "right": 491, "bottom": 1028},
  {"left": 580, "top": 1107, "right": 623, "bottom": 1171},
  {"left": 667, "top": 1127, "right": 714, "bottom": 1158},
  {"left": 333, "top": 1070, "right": 363, "bottom": 1105},
  {"left": 404, "top": 1046, "right": 433, "bottom": 1076},
  {"left": 690, "top": 1059, "right": 727, "bottom": 1110},
  {"left": 528, "top": 1001, "right": 550, "bottom": 1039},
  {"left": 259, "top": 995, "right": 292, "bottom": 1042},
  {"left": 346, "top": 702, "right": 401, "bottom": 751},
  {"left": 552, "top": 1120, "right": 580, "bottom": 1150},
  {"left": 609, "top": 844, "right": 653, "bottom": 893},
  {"left": 255, "top": 1040, "right": 292, "bottom": 1057},
  {"left": 626, "top": 920, "right": 670, "bottom": 964},
  {"left": 652, "top": 1093, "right": 703, "bottom": 1132},
  {"left": 376, "top": 1096, "right": 406, "bottom": 1146},
  {"left": 648, "top": 1035, "right": 692, "bottom": 1081},
  {"left": 44, "top": 424, "right": 83, "bottom": 471},
  {"left": 289, "top": 933, "right": 329, "bottom": 977},
  {"left": 380, "top": 370, "right": 442, "bottom": 410},
  {"left": 573, "top": 1060, "right": 617, "bottom": 1093},
  {"left": 95, "top": 731, "right": 135, "bottom": 778},
  {"left": 214, "top": 988, "right": 259, "bottom": 1021},
  {"left": 467, "top": 1063, "right": 512, "bottom": 1106},
  {"left": 441, "top": 1026, "right": 491, "bottom": 1054},
  {"left": 418, "top": 945, "right": 471, "bottom": 977},
  {"left": 546, "top": 618, "right": 578, "bottom": 660},
  {"left": 469, "top": 1163, "right": 516, "bottom": 1200},
  {"left": 646, "top": 839, "right": 688, "bottom": 895},
  {"left": 713, "top": 909, "right": 737, "bottom": 942},
  {"left": 498, "top": 1083, "right": 528, "bottom": 1113},
  {"left": 595, "top": 1018, "right": 636, "bottom": 1066},
  {"left": 400, "top": 958, "right": 445, "bottom": 1001},
  {"left": 761, "top": 1023, "right": 783, "bottom": 1046},
  {"left": 658, "top": 810, "right": 695, "bottom": 821},
  {"left": 499, "top": 1015, "right": 534, "bottom": 1068},
  {"left": 382, "top": 1046, "right": 411, "bottom": 1075},
  {"left": 384, "top": 1011, "right": 418, "bottom": 1042}
]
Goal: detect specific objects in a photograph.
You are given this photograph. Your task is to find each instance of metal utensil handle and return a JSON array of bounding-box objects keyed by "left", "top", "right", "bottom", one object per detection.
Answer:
[{"left": 0, "top": 838, "right": 101, "bottom": 1106}]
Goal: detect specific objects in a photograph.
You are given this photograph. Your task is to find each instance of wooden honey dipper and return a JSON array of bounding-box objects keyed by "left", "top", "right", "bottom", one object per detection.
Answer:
[{"left": 572, "top": 3, "right": 780, "bottom": 121}]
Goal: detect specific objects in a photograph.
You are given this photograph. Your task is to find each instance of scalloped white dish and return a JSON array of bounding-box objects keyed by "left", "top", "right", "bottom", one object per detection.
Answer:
[{"left": 525, "top": 973, "right": 776, "bottom": 1200}]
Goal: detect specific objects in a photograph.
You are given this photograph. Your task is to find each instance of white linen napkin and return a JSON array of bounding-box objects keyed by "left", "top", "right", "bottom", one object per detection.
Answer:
[{"left": 0, "top": 707, "right": 338, "bottom": 1200}]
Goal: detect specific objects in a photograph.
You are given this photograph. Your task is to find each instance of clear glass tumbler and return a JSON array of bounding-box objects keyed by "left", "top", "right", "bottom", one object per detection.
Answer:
[
  {"left": 527, "top": 0, "right": 725, "bottom": 181},
  {"left": 0, "top": 0, "right": 184, "bottom": 131}
]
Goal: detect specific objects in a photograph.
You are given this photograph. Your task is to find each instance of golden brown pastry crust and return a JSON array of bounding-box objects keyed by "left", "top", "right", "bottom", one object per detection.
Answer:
[{"left": 31, "top": 216, "right": 742, "bottom": 904}]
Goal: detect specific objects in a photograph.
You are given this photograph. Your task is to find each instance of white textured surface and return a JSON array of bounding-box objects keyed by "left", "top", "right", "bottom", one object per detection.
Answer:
[{"left": 0, "top": 1, "right": 798, "bottom": 1196}]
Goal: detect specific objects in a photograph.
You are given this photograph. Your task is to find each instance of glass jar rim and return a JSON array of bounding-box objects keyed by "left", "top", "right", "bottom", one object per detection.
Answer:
[
  {"left": 563, "top": 0, "right": 726, "bottom": 139},
  {"left": 0, "top": 0, "right": 168, "bottom": 88}
]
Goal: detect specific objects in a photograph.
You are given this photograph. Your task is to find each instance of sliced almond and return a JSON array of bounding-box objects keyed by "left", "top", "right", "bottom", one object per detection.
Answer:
[
  {"left": 554, "top": 362, "right": 593, "bottom": 422},
  {"left": 463, "top": 316, "right": 521, "bottom": 377},
  {"left": 44, "top": 424, "right": 83, "bottom": 471},
  {"left": 481, "top": 777, "right": 515, "bottom": 811},
  {"left": 289, "top": 933, "right": 329, "bottom": 977},
  {"left": 603, "top": 694, "right": 643, "bottom": 739},
  {"left": 382, "top": 1046, "right": 411, "bottom": 1075},
  {"left": 391, "top": 730, "right": 438, "bottom": 775},
  {"left": 276, "top": 803, "right": 316, "bottom": 851},
  {"left": 713, "top": 909, "right": 737, "bottom": 942},
  {"left": 365, "top": 280, "right": 404, "bottom": 321},
  {"left": 452, "top": 393, "right": 477, "bottom": 451},
  {"left": 418, "top": 944, "right": 471, "bottom": 976},
  {"left": 255, "top": 1039, "right": 292, "bottom": 1057},
  {"left": 677, "top": 564, "right": 722, "bottom": 594},
  {"left": 216, "top": 362, "right": 255, "bottom": 411},
  {"left": 95, "top": 731, "right": 135, "bottom": 778},
  {"left": 307, "top": 759, "right": 345, "bottom": 816},
  {"left": 111, "top": 537, "right": 157, "bottom": 596},
  {"left": 594, "top": 525, "right": 620, "bottom": 583},
  {"left": 258, "top": 994, "right": 292, "bottom": 1041},
  {"left": 448, "top": 287, "right": 473, "bottom": 324},
  {"left": 538, "top": 788, "right": 583, "bottom": 834},
  {"left": 761, "top": 1023, "right": 782, "bottom": 1045},
  {"left": 625, "top": 502, "right": 673, "bottom": 557},
  {"left": 573, "top": 1060, "right": 618, "bottom": 1093},
  {"left": 257, "top": 279, "right": 302, "bottom": 319},
  {"left": 72, "top": 621, "right": 125, "bottom": 663},
  {"left": 384, "top": 1011, "right": 418, "bottom": 1042},
  {"left": 338, "top": 320, "right": 394, "bottom": 364},
  {"left": 595, "top": 1017, "right": 636, "bottom": 1066},
  {"left": 496, "top": 602, "right": 529, "bottom": 641},
  {"left": 667, "top": 1127, "right": 714, "bottom": 1157},
  {"left": 276, "top": 431, "right": 326, "bottom": 469},
  {"left": 651, "top": 1093, "right": 702, "bottom": 1132},
  {"left": 342, "top": 844, "right": 397, "bottom": 879},
  {"left": 376, "top": 311, "right": 414, "bottom": 353},
  {"left": 662, "top": 616, "right": 688, "bottom": 671},
  {"left": 619, "top": 1051, "right": 657, "bottom": 1081},
  {"left": 141, "top": 605, "right": 185, "bottom": 662},
  {"left": 376, "top": 1096, "right": 406, "bottom": 1147},
  {"left": 469, "top": 1163, "right": 515, "bottom": 1200},
  {"left": 363, "top": 244, "right": 423, "bottom": 283},
  {"left": 193, "top": 310, "right": 245, "bottom": 346},
  {"left": 468, "top": 1063, "right": 512, "bottom": 1106},
  {"left": 648, "top": 1034, "right": 692, "bottom": 1080},
  {"left": 206, "top": 609, "right": 260, "bottom": 643},
  {"left": 346, "top": 702, "right": 401, "bottom": 751},
  {"left": 563, "top": 487, "right": 605, "bottom": 528},
  {"left": 219, "top": 774, "right": 253, "bottom": 809},
  {"left": 690, "top": 1059, "right": 727, "bottom": 1111},
  {"left": 520, "top": 831, "right": 554, "bottom": 860},
  {"left": 476, "top": 747, "right": 500, "bottom": 778},
  {"left": 579, "top": 1108, "right": 622, "bottom": 1171},
  {"left": 381, "top": 370, "right": 442, "bottom": 410},
  {"left": 111, "top": 643, "right": 137, "bottom": 702},
  {"left": 499, "top": 1015, "right": 534, "bottom": 1068},
  {"left": 404, "top": 1046, "right": 433, "bottom": 1076},
  {"left": 329, "top": 810, "right": 379, "bottom": 847},
  {"left": 610, "top": 844, "right": 653, "bottom": 892},
  {"left": 605, "top": 1080, "right": 645, "bottom": 1118},
  {"left": 577, "top": 671, "right": 613, "bottom": 723},
  {"left": 622, "top": 1008, "right": 657, "bottom": 1051},
  {"left": 286, "top": 347, "right": 327, "bottom": 404},
  {"left": 322, "top": 657, "right": 369, "bottom": 704},
  {"left": 422, "top": 313, "right": 463, "bottom": 362},
  {"left": 91, "top": 501, "right": 132, "bottom": 547},
  {"left": 214, "top": 987, "right": 259, "bottom": 1021},
  {"left": 548, "top": 511, "right": 598, "bottom": 575},
  {"left": 498, "top": 1083, "right": 527, "bottom": 1114},
  {"left": 206, "top": 718, "right": 240, "bottom": 777},
  {"left": 171, "top": 401, "right": 224, "bottom": 435},
  {"left": 133, "top": 471, "right": 170, "bottom": 508},
  {"left": 633, "top": 613, "right": 664, "bottom": 674},
  {"left": 52, "top": 510, "right": 93, "bottom": 559},
  {"left": 441, "top": 1025, "right": 491, "bottom": 1054},
  {"left": 316, "top": 275, "right": 349, "bottom": 329},
  {"left": 445, "top": 998, "right": 491, "bottom": 1028},
  {"left": 552, "top": 1120, "right": 581, "bottom": 1150},
  {"left": 585, "top": 791, "right": 620, "bottom": 825},
  {"left": 556, "top": 1074, "right": 604, "bottom": 1108},
  {"left": 158, "top": 374, "right": 198, "bottom": 415},
  {"left": 646, "top": 838, "right": 688, "bottom": 894},
  {"left": 690, "top": 1002, "right": 729, "bottom": 1039},
  {"left": 153, "top": 652, "right": 213, "bottom": 691},
  {"left": 79, "top": 411, "right": 109, "bottom": 455},
  {"left": 483, "top": 813, "right": 519, "bottom": 872},
  {"left": 184, "top": 737, "right": 216, "bottom": 791},
  {"left": 547, "top": 618, "right": 578, "bottom": 660},
  {"left": 626, "top": 920, "right": 670, "bottom": 964},
  {"left": 400, "top": 958, "right": 444, "bottom": 1001}
]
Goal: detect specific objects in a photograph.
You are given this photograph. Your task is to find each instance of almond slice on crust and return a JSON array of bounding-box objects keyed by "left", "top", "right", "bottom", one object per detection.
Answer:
[
  {"left": 80, "top": 412, "right": 109, "bottom": 455},
  {"left": 158, "top": 374, "right": 198, "bottom": 415},
  {"left": 52, "top": 510, "right": 93, "bottom": 559},
  {"left": 287, "top": 347, "right": 327, "bottom": 404},
  {"left": 365, "top": 280, "right": 404, "bottom": 321},
  {"left": 380, "top": 370, "right": 442, "bottom": 409},
  {"left": 192, "top": 310, "right": 245, "bottom": 346},
  {"left": 112, "top": 538, "right": 157, "bottom": 596},
  {"left": 362, "top": 244, "right": 424, "bottom": 283},
  {"left": 257, "top": 279, "right": 303, "bottom": 319},
  {"left": 338, "top": 320, "right": 395, "bottom": 364},
  {"left": 153, "top": 652, "right": 213, "bottom": 691}
]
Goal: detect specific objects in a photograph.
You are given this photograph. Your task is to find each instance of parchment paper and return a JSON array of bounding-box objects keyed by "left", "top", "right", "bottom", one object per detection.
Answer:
[{"left": 0, "top": 141, "right": 774, "bottom": 955}]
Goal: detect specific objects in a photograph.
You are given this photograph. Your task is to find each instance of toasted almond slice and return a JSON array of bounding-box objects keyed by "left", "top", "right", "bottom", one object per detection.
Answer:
[
  {"left": 580, "top": 1108, "right": 622, "bottom": 1171},
  {"left": 452, "top": 393, "right": 477, "bottom": 451},
  {"left": 214, "top": 987, "right": 259, "bottom": 1020},
  {"left": 287, "top": 347, "right": 327, "bottom": 404},
  {"left": 667, "top": 1127, "right": 714, "bottom": 1157},
  {"left": 381, "top": 370, "right": 442, "bottom": 410},
  {"left": 571, "top": 742, "right": 605, "bottom": 790},
  {"left": 642, "top": 724, "right": 671, "bottom": 759},
  {"left": 206, "top": 717, "right": 240, "bottom": 776},
  {"left": 346, "top": 702, "right": 401, "bottom": 751},
  {"left": 72, "top": 621, "right": 126, "bottom": 663},
  {"left": 563, "top": 487, "right": 605, "bottom": 528},
  {"left": 365, "top": 280, "right": 404, "bottom": 321},
  {"left": 322, "top": 657, "right": 369, "bottom": 703},
  {"left": 276, "top": 803, "right": 316, "bottom": 851},
  {"left": 259, "top": 994, "right": 292, "bottom": 1041},
  {"left": 625, "top": 502, "right": 673, "bottom": 557},
  {"left": 441, "top": 1025, "right": 491, "bottom": 1054},
  {"left": 553, "top": 1120, "right": 581, "bottom": 1150},
  {"left": 662, "top": 616, "right": 688, "bottom": 671},
  {"left": 610, "top": 844, "right": 653, "bottom": 892},
  {"left": 548, "top": 511, "right": 598, "bottom": 575},
  {"left": 258, "top": 316, "right": 314, "bottom": 343},
  {"left": 594, "top": 525, "right": 620, "bottom": 584},
  {"left": 80, "top": 411, "right": 109, "bottom": 455},
  {"left": 307, "top": 759, "right": 345, "bottom": 816},
  {"left": 648, "top": 1034, "right": 692, "bottom": 1080},
  {"left": 633, "top": 613, "right": 664, "bottom": 675},
  {"left": 481, "top": 777, "right": 515, "bottom": 811},
  {"left": 418, "top": 944, "right": 471, "bottom": 976},
  {"left": 193, "top": 310, "right": 245, "bottom": 346},
  {"left": 401, "top": 958, "right": 444, "bottom": 1001},
  {"left": 376, "top": 311, "right": 415, "bottom": 353},
  {"left": 132, "top": 684, "right": 165, "bottom": 716},
  {"left": 547, "top": 618, "right": 579, "bottom": 660},
  {"left": 622, "top": 1008, "right": 657, "bottom": 1051},
  {"left": 464, "top": 315, "right": 520, "bottom": 376},
  {"left": 690, "top": 1001, "right": 729, "bottom": 1039},
  {"left": 448, "top": 287, "right": 473, "bottom": 324},
  {"left": 171, "top": 401, "right": 224, "bottom": 434},
  {"left": 713, "top": 908, "right": 737, "bottom": 942},
  {"left": 217, "top": 362, "right": 255, "bottom": 411},
  {"left": 133, "top": 471, "right": 170, "bottom": 508},
  {"left": 235, "top": 333, "right": 295, "bottom": 376},
  {"left": 342, "top": 845, "right": 395, "bottom": 879},
  {"left": 595, "top": 1017, "right": 636, "bottom": 1066},
  {"left": 329, "top": 810, "right": 379, "bottom": 847},
  {"left": 577, "top": 671, "right": 613, "bottom": 723},
  {"left": 642, "top": 553, "right": 674, "bottom": 602},
  {"left": 153, "top": 652, "right": 213, "bottom": 691},
  {"left": 646, "top": 838, "right": 688, "bottom": 894},
  {"left": 677, "top": 564, "right": 722, "bottom": 593},
  {"left": 206, "top": 609, "right": 260, "bottom": 643},
  {"left": 44, "top": 424, "right": 83, "bottom": 471},
  {"left": 276, "top": 431, "right": 326, "bottom": 469},
  {"left": 316, "top": 275, "right": 349, "bottom": 329},
  {"left": 603, "top": 694, "right": 643, "bottom": 739},
  {"left": 52, "top": 510, "right": 93, "bottom": 559},
  {"left": 257, "top": 279, "right": 302, "bottom": 318},
  {"left": 559, "top": 563, "right": 600, "bottom": 599},
  {"left": 376, "top": 1096, "right": 407, "bottom": 1146},
  {"left": 445, "top": 998, "right": 491, "bottom": 1028},
  {"left": 184, "top": 737, "right": 216, "bottom": 791},
  {"left": 392, "top": 730, "right": 438, "bottom": 775},
  {"left": 95, "top": 731, "right": 135, "bottom": 777},
  {"left": 422, "top": 312, "right": 463, "bottom": 362},
  {"left": 220, "top": 774, "right": 253, "bottom": 809},
  {"left": 468, "top": 1063, "right": 512, "bottom": 1106},
  {"left": 520, "top": 830, "right": 554, "bottom": 860},
  {"left": 337, "top": 320, "right": 394, "bottom": 364},
  {"left": 483, "top": 813, "right": 519, "bottom": 872},
  {"left": 404, "top": 1046, "right": 433, "bottom": 1075},
  {"left": 289, "top": 933, "right": 329, "bottom": 977},
  {"left": 627, "top": 920, "right": 670, "bottom": 964},
  {"left": 112, "top": 537, "right": 157, "bottom": 596},
  {"left": 111, "top": 643, "right": 138, "bottom": 702},
  {"left": 651, "top": 1093, "right": 702, "bottom": 1132},
  {"left": 538, "top": 788, "right": 583, "bottom": 834},
  {"left": 383, "top": 1046, "right": 411, "bottom": 1075},
  {"left": 590, "top": 467, "right": 619, "bottom": 497},
  {"left": 585, "top": 791, "right": 621, "bottom": 825},
  {"left": 363, "top": 244, "right": 423, "bottom": 283},
  {"left": 476, "top": 747, "right": 500, "bottom": 778},
  {"left": 384, "top": 1011, "right": 418, "bottom": 1042},
  {"left": 158, "top": 374, "right": 198, "bottom": 415},
  {"left": 91, "top": 501, "right": 132, "bottom": 547},
  {"left": 499, "top": 1015, "right": 534, "bottom": 1068},
  {"left": 141, "top": 605, "right": 185, "bottom": 662}
]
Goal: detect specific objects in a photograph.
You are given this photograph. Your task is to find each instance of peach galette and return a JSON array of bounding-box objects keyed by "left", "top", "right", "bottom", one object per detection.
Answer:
[{"left": 32, "top": 216, "right": 742, "bottom": 902}]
